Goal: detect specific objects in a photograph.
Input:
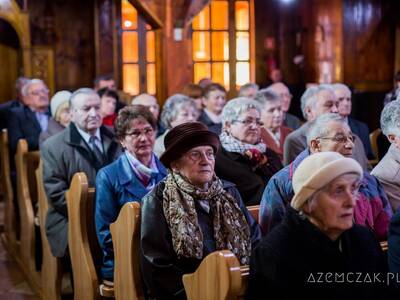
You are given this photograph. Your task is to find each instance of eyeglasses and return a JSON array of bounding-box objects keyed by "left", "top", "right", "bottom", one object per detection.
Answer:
[
  {"left": 125, "top": 127, "right": 154, "bottom": 139},
  {"left": 30, "top": 88, "right": 49, "bottom": 96},
  {"left": 317, "top": 134, "right": 356, "bottom": 144},
  {"left": 234, "top": 118, "right": 264, "bottom": 127},
  {"left": 185, "top": 150, "right": 215, "bottom": 162}
]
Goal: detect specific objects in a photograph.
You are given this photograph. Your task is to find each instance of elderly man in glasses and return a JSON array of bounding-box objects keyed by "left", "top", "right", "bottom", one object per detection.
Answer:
[
  {"left": 283, "top": 84, "right": 369, "bottom": 171},
  {"left": 259, "top": 113, "right": 391, "bottom": 240},
  {"left": 7, "top": 78, "right": 50, "bottom": 157}
]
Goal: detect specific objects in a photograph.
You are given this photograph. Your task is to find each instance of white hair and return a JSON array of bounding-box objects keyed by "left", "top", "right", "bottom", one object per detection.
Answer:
[
  {"left": 306, "top": 113, "right": 346, "bottom": 145},
  {"left": 221, "top": 97, "right": 261, "bottom": 126},
  {"left": 21, "top": 79, "right": 45, "bottom": 96},
  {"left": 300, "top": 84, "right": 334, "bottom": 120},
  {"left": 381, "top": 100, "right": 400, "bottom": 137}
]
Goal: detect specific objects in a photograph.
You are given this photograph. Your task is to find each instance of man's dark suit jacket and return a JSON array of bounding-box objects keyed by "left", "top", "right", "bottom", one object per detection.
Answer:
[
  {"left": 348, "top": 117, "right": 374, "bottom": 159},
  {"left": 7, "top": 105, "right": 48, "bottom": 160},
  {"left": 0, "top": 99, "right": 23, "bottom": 130}
]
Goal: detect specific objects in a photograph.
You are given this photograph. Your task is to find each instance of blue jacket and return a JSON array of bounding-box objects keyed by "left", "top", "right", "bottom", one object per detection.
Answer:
[
  {"left": 389, "top": 210, "right": 400, "bottom": 275},
  {"left": 348, "top": 117, "right": 374, "bottom": 159},
  {"left": 95, "top": 153, "right": 167, "bottom": 280},
  {"left": 259, "top": 149, "right": 391, "bottom": 240}
]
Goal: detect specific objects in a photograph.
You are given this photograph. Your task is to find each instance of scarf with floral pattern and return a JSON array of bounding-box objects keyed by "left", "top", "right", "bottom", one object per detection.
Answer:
[{"left": 162, "top": 171, "right": 251, "bottom": 265}]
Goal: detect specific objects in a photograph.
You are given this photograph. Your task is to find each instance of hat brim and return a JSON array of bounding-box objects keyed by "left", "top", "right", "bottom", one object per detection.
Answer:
[{"left": 160, "top": 130, "right": 220, "bottom": 168}]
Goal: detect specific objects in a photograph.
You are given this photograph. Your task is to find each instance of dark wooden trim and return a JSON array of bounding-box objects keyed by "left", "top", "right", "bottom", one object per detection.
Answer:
[{"left": 128, "top": 0, "right": 163, "bottom": 29}]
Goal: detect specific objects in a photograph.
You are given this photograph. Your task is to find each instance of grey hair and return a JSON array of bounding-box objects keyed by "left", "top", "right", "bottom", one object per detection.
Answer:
[
  {"left": 160, "top": 94, "right": 197, "bottom": 129},
  {"left": 131, "top": 93, "right": 157, "bottom": 104},
  {"left": 381, "top": 100, "right": 400, "bottom": 137},
  {"left": 221, "top": 97, "right": 261, "bottom": 126},
  {"left": 254, "top": 88, "right": 281, "bottom": 106},
  {"left": 15, "top": 77, "right": 30, "bottom": 91},
  {"left": 69, "top": 88, "right": 98, "bottom": 109},
  {"left": 238, "top": 83, "right": 259, "bottom": 97},
  {"left": 300, "top": 84, "right": 334, "bottom": 120},
  {"left": 21, "top": 79, "right": 45, "bottom": 96},
  {"left": 306, "top": 113, "right": 346, "bottom": 145},
  {"left": 332, "top": 83, "right": 351, "bottom": 95}
]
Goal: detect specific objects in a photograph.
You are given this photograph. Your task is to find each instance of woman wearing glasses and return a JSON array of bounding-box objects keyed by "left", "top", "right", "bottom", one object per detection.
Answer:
[
  {"left": 215, "top": 97, "right": 283, "bottom": 205},
  {"left": 95, "top": 105, "right": 167, "bottom": 282},
  {"left": 140, "top": 122, "right": 261, "bottom": 300}
]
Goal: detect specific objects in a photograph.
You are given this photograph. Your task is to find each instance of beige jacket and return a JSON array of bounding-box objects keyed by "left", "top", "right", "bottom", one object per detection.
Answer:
[{"left": 371, "top": 144, "right": 400, "bottom": 212}]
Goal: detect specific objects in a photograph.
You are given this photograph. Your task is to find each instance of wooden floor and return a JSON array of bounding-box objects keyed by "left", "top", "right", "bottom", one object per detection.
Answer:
[{"left": 0, "top": 201, "right": 39, "bottom": 300}]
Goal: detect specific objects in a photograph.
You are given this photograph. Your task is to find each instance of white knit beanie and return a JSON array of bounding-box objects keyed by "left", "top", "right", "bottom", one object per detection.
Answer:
[
  {"left": 291, "top": 152, "right": 363, "bottom": 211},
  {"left": 50, "top": 90, "right": 72, "bottom": 117}
]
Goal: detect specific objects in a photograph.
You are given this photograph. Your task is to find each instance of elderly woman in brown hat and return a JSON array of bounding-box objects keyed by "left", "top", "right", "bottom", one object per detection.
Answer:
[
  {"left": 246, "top": 152, "right": 388, "bottom": 299},
  {"left": 140, "top": 121, "right": 261, "bottom": 300}
]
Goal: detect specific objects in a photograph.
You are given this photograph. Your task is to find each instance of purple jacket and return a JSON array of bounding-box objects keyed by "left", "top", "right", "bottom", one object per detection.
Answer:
[{"left": 259, "top": 149, "right": 392, "bottom": 241}]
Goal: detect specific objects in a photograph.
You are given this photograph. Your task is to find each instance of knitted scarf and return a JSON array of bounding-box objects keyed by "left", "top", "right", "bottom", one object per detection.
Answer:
[
  {"left": 162, "top": 171, "right": 251, "bottom": 265},
  {"left": 219, "top": 131, "right": 266, "bottom": 154}
]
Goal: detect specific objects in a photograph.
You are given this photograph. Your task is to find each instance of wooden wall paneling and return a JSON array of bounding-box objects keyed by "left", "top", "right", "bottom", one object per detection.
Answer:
[
  {"left": 0, "top": 0, "right": 31, "bottom": 77},
  {"left": 31, "top": 46, "right": 54, "bottom": 95},
  {"left": 396, "top": 25, "right": 400, "bottom": 76},
  {"left": 95, "top": 0, "right": 115, "bottom": 78}
]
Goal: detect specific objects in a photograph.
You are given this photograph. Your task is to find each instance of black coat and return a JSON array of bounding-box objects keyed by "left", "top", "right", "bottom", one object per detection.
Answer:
[
  {"left": 197, "top": 111, "right": 222, "bottom": 135},
  {"left": 247, "top": 207, "right": 389, "bottom": 300},
  {"left": 7, "top": 105, "right": 48, "bottom": 159},
  {"left": 140, "top": 180, "right": 261, "bottom": 300},
  {"left": 215, "top": 147, "right": 283, "bottom": 205},
  {"left": 0, "top": 99, "right": 22, "bottom": 130}
]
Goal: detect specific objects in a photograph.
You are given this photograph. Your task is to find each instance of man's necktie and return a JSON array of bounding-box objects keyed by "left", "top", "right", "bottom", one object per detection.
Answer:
[{"left": 89, "top": 136, "right": 104, "bottom": 166}]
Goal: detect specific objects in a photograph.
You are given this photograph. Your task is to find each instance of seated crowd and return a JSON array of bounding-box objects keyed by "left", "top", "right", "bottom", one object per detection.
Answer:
[{"left": 2, "top": 74, "right": 400, "bottom": 299}]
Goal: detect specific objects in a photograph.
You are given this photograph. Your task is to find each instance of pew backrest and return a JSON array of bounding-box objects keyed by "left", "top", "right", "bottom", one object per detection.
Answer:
[
  {"left": 36, "top": 160, "right": 62, "bottom": 300},
  {"left": 182, "top": 250, "right": 249, "bottom": 300},
  {"left": 66, "top": 172, "right": 114, "bottom": 299},
  {"left": 110, "top": 201, "right": 144, "bottom": 300},
  {"left": 15, "top": 139, "right": 40, "bottom": 289},
  {"left": 0, "top": 129, "right": 17, "bottom": 247}
]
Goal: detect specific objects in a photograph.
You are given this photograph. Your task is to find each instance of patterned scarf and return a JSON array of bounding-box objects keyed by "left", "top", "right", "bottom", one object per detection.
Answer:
[
  {"left": 219, "top": 131, "right": 266, "bottom": 154},
  {"left": 162, "top": 171, "right": 251, "bottom": 265}
]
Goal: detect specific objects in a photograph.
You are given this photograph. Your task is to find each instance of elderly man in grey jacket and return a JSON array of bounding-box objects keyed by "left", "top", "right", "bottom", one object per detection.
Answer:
[
  {"left": 283, "top": 84, "right": 369, "bottom": 171},
  {"left": 41, "top": 88, "right": 121, "bottom": 258},
  {"left": 371, "top": 100, "right": 400, "bottom": 213}
]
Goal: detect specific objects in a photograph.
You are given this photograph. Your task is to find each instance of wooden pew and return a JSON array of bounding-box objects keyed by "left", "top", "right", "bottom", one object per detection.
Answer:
[
  {"left": 110, "top": 202, "right": 144, "bottom": 300},
  {"left": 246, "top": 205, "right": 259, "bottom": 223},
  {"left": 15, "top": 139, "right": 41, "bottom": 292},
  {"left": 0, "top": 129, "right": 18, "bottom": 253},
  {"left": 183, "top": 250, "right": 249, "bottom": 300},
  {"left": 36, "top": 160, "right": 62, "bottom": 300},
  {"left": 369, "top": 128, "right": 381, "bottom": 166},
  {"left": 66, "top": 172, "right": 114, "bottom": 299}
]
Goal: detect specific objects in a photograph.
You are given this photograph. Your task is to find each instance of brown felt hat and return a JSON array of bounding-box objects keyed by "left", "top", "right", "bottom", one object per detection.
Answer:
[{"left": 160, "top": 122, "right": 220, "bottom": 168}]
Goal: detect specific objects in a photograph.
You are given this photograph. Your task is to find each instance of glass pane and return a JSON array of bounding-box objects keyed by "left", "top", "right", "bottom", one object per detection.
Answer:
[
  {"left": 146, "top": 31, "right": 155, "bottom": 62},
  {"left": 192, "top": 5, "right": 210, "bottom": 30},
  {"left": 211, "top": 1, "right": 228, "bottom": 30},
  {"left": 192, "top": 32, "right": 210, "bottom": 61},
  {"left": 122, "top": 31, "right": 138, "bottom": 63},
  {"left": 212, "top": 63, "right": 229, "bottom": 91},
  {"left": 123, "top": 64, "right": 139, "bottom": 95},
  {"left": 194, "top": 63, "right": 211, "bottom": 84},
  {"left": 236, "top": 62, "right": 250, "bottom": 87},
  {"left": 211, "top": 32, "right": 229, "bottom": 61},
  {"left": 235, "top": 1, "right": 249, "bottom": 30},
  {"left": 121, "top": 0, "right": 137, "bottom": 30},
  {"left": 236, "top": 31, "right": 249, "bottom": 60},
  {"left": 147, "top": 63, "right": 156, "bottom": 95}
]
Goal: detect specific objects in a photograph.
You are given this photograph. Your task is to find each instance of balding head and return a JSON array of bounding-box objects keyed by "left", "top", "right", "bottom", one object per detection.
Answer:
[
  {"left": 131, "top": 93, "right": 160, "bottom": 120},
  {"left": 269, "top": 82, "right": 292, "bottom": 112}
]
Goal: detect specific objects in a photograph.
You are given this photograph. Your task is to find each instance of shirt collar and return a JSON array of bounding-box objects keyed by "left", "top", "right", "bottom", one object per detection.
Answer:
[{"left": 75, "top": 126, "right": 101, "bottom": 144}]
